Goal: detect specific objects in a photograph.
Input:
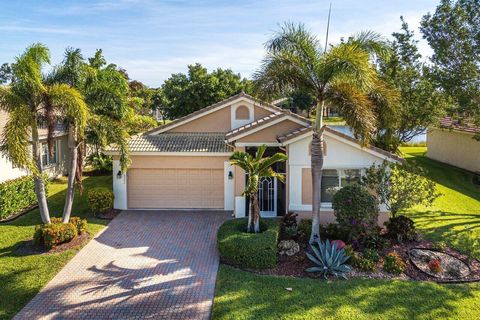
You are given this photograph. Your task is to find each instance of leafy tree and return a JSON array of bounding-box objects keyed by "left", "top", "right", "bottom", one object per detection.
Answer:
[
  {"left": 376, "top": 17, "right": 447, "bottom": 151},
  {"left": 229, "top": 145, "right": 287, "bottom": 233},
  {"left": 0, "top": 63, "right": 12, "bottom": 84},
  {"left": 420, "top": 0, "right": 480, "bottom": 125},
  {"left": 161, "top": 63, "right": 253, "bottom": 119},
  {"left": 0, "top": 44, "right": 88, "bottom": 224},
  {"left": 254, "top": 23, "right": 398, "bottom": 242},
  {"left": 361, "top": 161, "right": 439, "bottom": 218}
]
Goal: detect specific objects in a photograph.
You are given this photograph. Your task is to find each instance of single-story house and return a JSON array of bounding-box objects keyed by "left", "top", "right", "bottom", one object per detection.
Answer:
[
  {"left": 427, "top": 117, "right": 480, "bottom": 173},
  {"left": 105, "top": 92, "right": 402, "bottom": 224},
  {"left": 0, "top": 110, "right": 70, "bottom": 183}
]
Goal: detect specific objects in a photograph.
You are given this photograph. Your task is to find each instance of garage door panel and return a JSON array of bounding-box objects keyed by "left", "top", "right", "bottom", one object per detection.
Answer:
[{"left": 128, "top": 168, "right": 224, "bottom": 209}]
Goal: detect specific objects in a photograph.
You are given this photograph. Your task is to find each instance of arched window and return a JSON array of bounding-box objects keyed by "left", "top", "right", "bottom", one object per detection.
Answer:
[{"left": 235, "top": 105, "right": 250, "bottom": 120}]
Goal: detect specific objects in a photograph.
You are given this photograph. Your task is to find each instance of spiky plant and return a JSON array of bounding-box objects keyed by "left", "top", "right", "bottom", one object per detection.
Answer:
[{"left": 306, "top": 239, "right": 352, "bottom": 279}]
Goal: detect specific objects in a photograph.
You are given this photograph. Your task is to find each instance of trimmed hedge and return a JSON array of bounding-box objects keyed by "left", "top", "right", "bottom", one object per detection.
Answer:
[
  {"left": 0, "top": 175, "right": 49, "bottom": 220},
  {"left": 217, "top": 218, "right": 280, "bottom": 270},
  {"left": 87, "top": 187, "right": 114, "bottom": 215}
]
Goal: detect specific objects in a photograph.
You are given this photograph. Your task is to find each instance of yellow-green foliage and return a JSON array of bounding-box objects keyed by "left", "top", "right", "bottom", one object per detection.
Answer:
[{"left": 87, "top": 187, "right": 114, "bottom": 215}]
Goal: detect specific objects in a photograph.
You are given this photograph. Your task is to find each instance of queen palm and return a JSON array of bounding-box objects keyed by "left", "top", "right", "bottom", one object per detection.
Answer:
[
  {"left": 0, "top": 44, "right": 88, "bottom": 224},
  {"left": 254, "top": 23, "right": 398, "bottom": 242},
  {"left": 230, "top": 145, "right": 287, "bottom": 233}
]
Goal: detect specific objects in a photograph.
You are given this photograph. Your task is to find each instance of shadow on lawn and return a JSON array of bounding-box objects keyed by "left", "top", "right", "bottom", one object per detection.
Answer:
[{"left": 213, "top": 266, "right": 478, "bottom": 320}]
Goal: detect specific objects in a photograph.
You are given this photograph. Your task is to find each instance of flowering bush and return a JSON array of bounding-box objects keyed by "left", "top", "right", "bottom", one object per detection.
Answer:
[
  {"left": 428, "top": 259, "right": 442, "bottom": 273},
  {"left": 383, "top": 252, "right": 406, "bottom": 275},
  {"left": 33, "top": 216, "right": 87, "bottom": 249},
  {"left": 332, "top": 185, "right": 379, "bottom": 242}
]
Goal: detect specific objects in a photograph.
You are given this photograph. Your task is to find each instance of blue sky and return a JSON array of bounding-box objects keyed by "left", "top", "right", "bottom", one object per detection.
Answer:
[{"left": 0, "top": 0, "right": 439, "bottom": 87}]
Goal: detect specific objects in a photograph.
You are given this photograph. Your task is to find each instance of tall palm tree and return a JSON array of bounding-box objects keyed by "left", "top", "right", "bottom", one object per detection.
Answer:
[
  {"left": 0, "top": 44, "right": 88, "bottom": 224},
  {"left": 254, "top": 23, "right": 398, "bottom": 242},
  {"left": 50, "top": 48, "right": 131, "bottom": 222},
  {"left": 230, "top": 145, "right": 287, "bottom": 233}
]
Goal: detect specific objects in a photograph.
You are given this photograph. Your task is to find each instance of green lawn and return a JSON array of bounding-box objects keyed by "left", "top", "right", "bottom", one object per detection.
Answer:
[
  {"left": 0, "top": 175, "right": 111, "bottom": 320},
  {"left": 400, "top": 147, "right": 480, "bottom": 258},
  {"left": 213, "top": 147, "right": 480, "bottom": 320}
]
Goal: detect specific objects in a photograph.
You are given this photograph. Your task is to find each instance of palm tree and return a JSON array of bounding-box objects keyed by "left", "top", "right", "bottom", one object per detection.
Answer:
[
  {"left": 254, "top": 23, "right": 398, "bottom": 242},
  {"left": 0, "top": 44, "right": 88, "bottom": 224},
  {"left": 50, "top": 48, "right": 131, "bottom": 222},
  {"left": 230, "top": 145, "right": 287, "bottom": 233}
]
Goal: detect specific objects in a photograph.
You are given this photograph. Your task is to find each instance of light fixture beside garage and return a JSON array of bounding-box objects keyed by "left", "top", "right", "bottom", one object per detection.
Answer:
[
  {"left": 228, "top": 171, "right": 234, "bottom": 180},
  {"left": 117, "top": 170, "right": 122, "bottom": 179}
]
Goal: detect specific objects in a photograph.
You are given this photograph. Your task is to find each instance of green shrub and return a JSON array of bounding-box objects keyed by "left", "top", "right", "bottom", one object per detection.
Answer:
[
  {"left": 363, "top": 248, "right": 381, "bottom": 263},
  {"left": 218, "top": 218, "right": 280, "bottom": 270},
  {"left": 324, "top": 223, "right": 349, "bottom": 241},
  {"left": 332, "top": 185, "right": 379, "bottom": 241},
  {"left": 385, "top": 215, "right": 417, "bottom": 242},
  {"left": 87, "top": 187, "right": 114, "bottom": 215},
  {"left": 69, "top": 217, "right": 88, "bottom": 234},
  {"left": 359, "top": 227, "right": 388, "bottom": 250},
  {"left": 356, "top": 257, "right": 377, "bottom": 272},
  {"left": 0, "top": 175, "right": 50, "bottom": 220},
  {"left": 383, "top": 252, "right": 406, "bottom": 275},
  {"left": 34, "top": 220, "right": 78, "bottom": 249},
  {"left": 297, "top": 219, "right": 312, "bottom": 241}
]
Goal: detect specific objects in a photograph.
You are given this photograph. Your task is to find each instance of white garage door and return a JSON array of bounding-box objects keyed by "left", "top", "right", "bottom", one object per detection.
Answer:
[{"left": 127, "top": 168, "right": 224, "bottom": 209}]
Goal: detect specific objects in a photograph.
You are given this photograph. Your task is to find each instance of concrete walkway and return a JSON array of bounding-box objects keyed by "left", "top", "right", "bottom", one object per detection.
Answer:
[{"left": 15, "top": 210, "right": 230, "bottom": 320}]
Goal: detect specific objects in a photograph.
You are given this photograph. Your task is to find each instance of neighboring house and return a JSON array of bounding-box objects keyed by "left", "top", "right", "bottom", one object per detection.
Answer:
[
  {"left": 427, "top": 117, "right": 480, "bottom": 173},
  {"left": 105, "top": 92, "right": 402, "bottom": 224},
  {"left": 0, "top": 110, "right": 70, "bottom": 183}
]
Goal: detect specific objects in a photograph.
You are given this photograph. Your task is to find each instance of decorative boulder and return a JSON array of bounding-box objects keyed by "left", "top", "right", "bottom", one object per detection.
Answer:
[{"left": 278, "top": 240, "right": 300, "bottom": 256}]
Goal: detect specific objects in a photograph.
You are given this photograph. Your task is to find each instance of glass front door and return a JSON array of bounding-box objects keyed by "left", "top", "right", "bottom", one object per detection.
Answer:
[{"left": 258, "top": 176, "right": 277, "bottom": 217}]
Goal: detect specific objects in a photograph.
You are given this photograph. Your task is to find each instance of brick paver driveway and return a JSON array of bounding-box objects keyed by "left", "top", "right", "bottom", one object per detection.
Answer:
[{"left": 15, "top": 210, "right": 230, "bottom": 320}]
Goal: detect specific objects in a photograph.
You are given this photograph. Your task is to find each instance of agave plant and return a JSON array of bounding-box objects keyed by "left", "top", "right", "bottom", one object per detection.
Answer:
[{"left": 306, "top": 239, "right": 352, "bottom": 279}]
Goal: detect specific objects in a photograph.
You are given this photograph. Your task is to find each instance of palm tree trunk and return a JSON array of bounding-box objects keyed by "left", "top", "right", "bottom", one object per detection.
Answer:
[
  {"left": 247, "top": 195, "right": 254, "bottom": 233},
  {"left": 62, "top": 125, "right": 77, "bottom": 223},
  {"left": 310, "top": 100, "right": 325, "bottom": 243},
  {"left": 252, "top": 193, "right": 260, "bottom": 233},
  {"left": 31, "top": 121, "right": 50, "bottom": 224}
]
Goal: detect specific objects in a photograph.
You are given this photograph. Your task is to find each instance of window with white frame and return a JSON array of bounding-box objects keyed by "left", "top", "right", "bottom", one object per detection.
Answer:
[
  {"left": 321, "top": 168, "right": 362, "bottom": 204},
  {"left": 41, "top": 141, "right": 58, "bottom": 167}
]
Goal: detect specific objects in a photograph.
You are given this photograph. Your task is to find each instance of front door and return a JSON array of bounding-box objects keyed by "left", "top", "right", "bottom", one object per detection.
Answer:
[{"left": 258, "top": 176, "right": 277, "bottom": 217}]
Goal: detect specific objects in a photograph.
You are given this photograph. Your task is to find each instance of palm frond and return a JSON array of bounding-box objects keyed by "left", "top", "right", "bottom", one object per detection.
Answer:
[
  {"left": 0, "top": 105, "right": 36, "bottom": 173},
  {"left": 326, "top": 81, "right": 377, "bottom": 144},
  {"left": 347, "top": 30, "right": 390, "bottom": 60}
]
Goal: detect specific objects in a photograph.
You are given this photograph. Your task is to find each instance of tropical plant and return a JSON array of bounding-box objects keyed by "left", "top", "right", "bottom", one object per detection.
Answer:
[
  {"left": 86, "top": 153, "right": 113, "bottom": 173},
  {"left": 229, "top": 145, "right": 287, "bottom": 233},
  {"left": 306, "top": 239, "right": 351, "bottom": 279},
  {"left": 0, "top": 44, "right": 88, "bottom": 223},
  {"left": 254, "top": 22, "right": 398, "bottom": 243},
  {"left": 361, "top": 161, "right": 439, "bottom": 218}
]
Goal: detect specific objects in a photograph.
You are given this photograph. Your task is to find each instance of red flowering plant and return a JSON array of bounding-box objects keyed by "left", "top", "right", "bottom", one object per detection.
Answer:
[{"left": 428, "top": 259, "right": 443, "bottom": 274}]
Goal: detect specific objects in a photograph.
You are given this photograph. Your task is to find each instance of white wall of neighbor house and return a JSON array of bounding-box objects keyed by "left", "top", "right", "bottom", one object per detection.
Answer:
[
  {"left": 427, "top": 128, "right": 480, "bottom": 173},
  {"left": 288, "top": 133, "right": 391, "bottom": 215},
  {"left": 112, "top": 159, "right": 128, "bottom": 210},
  {"left": 0, "top": 136, "right": 69, "bottom": 183}
]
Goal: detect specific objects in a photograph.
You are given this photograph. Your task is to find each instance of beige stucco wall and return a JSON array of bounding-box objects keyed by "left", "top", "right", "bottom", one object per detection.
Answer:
[
  {"left": 169, "top": 106, "right": 232, "bottom": 133},
  {"left": 234, "top": 147, "right": 246, "bottom": 196},
  {"left": 236, "top": 119, "right": 304, "bottom": 143},
  {"left": 301, "top": 167, "right": 312, "bottom": 205},
  {"left": 427, "top": 128, "right": 480, "bottom": 173},
  {"left": 129, "top": 155, "right": 229, "bottom": 169},
  {"left": 295, "top": 210, "right": 389, "bottom": 227}
]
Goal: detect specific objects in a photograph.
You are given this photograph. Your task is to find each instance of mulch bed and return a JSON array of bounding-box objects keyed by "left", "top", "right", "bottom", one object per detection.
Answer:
[
  {"left": 14, "top": 232, "right": 90, "bottom": 256},
  {"left": 96, "top": 208, "right": 121, "bottom": 220},
  {"left": 254, "top": 238, "right": 480, "bottom": 283}
]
